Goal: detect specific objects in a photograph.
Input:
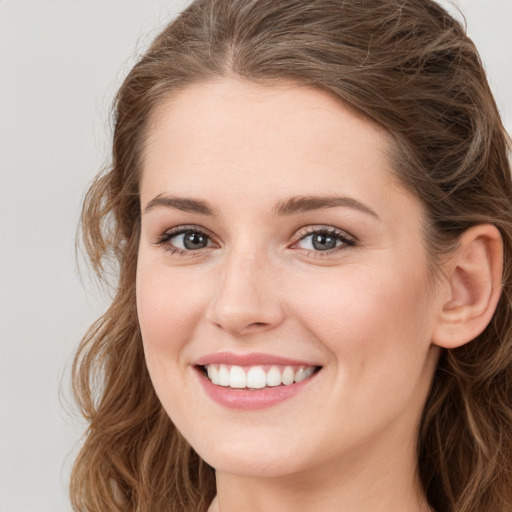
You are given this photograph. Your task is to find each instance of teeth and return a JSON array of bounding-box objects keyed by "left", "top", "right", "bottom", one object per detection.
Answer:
[
  {"left": 294, "top": 367, "right": 307, "bottom": 382},
  {"left": 207, "top": 364, "right": 219, "bottom": 385},
  {"left": 218, "top": 365, "right": 230, "bottom": 387},
  {"left": 282, "top": 366, "right": 295, "bottom": 385},
  {"left": 229, "top": 366, "right": 246, "bottom": 388},
  {"left": 295, "top": 366, "right": 315, "bottom": 382},
  {"left": 247, "top": 366, "right": 267, "bottom": 389},
  {"left": 204, "top": 364, "right": 317, "bottom": 389},
  {"left": 266, "top": 366, "right": 282, "bottom": 387}
]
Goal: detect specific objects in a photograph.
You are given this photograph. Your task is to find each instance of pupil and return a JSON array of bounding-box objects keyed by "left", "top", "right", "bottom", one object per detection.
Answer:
[
  {"left": 184, "top": 232, "right": 207, "bottom": 250},
  {"left": 312, "top": 233, "right": 336, "bottom": 251}
]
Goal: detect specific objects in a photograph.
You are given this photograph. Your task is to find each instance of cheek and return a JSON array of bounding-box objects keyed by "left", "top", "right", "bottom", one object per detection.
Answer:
[
  {"left": 135, "top": 260, "right": 212, "bottom": 424},
  {"left": 136, "top": 261, "right": 208, "bottom": 365},
  {"left": 287, "top": 261, "right": 435, "bottom": 375},
  {"left": 281, "top": 262, "right": 437, "bottom": 445}
]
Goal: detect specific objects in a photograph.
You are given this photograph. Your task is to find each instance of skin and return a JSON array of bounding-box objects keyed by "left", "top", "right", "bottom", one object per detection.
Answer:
[{"left": 136, "top": 78, "right": 446, "bottom": 512}]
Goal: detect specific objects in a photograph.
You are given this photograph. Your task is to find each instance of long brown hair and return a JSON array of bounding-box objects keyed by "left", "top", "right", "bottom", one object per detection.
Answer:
[{"left": 71, "top": 1, "right": 512, "bottom": 511}]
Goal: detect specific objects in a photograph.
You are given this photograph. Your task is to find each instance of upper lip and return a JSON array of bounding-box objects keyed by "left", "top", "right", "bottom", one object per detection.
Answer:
[{"left": 194, "top": 352, "right": 320, "bottom": 367}]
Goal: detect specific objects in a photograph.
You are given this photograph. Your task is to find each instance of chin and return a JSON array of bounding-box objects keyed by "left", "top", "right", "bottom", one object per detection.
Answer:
[
  {"left": 186, "top": 429, "right": 312, "bottom": 478},
  {"left": 203, "top": 449, "right": 306, "bottom": 479}
]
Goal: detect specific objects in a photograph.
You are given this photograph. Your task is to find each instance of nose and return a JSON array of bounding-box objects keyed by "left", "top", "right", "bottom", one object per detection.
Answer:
[{"left": 205, "top": 248, "right": 286, "bottom": 336}]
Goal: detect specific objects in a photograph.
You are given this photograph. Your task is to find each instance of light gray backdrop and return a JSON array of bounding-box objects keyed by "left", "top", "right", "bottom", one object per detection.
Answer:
[{"left": 0, "top": 1, "right": 510, "bottom": 511}]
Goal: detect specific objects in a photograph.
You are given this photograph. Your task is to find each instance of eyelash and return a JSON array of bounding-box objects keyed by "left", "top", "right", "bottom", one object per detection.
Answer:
[
  {"left": 292, "top": 226, "right": 357, "bottom": 256},
  {"left": 154, "top": 225, "right": 357, "bottom": 257},
  {"left": 154, "top": 226, "right": 216, "bottom": 256}
]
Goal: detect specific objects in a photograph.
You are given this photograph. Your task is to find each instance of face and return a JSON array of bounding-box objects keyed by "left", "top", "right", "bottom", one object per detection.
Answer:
[{"left": 136, "top": 79, "right": 442, "bottom": 480}]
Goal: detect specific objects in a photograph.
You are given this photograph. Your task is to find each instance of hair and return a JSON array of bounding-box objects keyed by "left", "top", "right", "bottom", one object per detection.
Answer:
[{"left": 71, "top": 0, "right": 512, "bottom": 511}]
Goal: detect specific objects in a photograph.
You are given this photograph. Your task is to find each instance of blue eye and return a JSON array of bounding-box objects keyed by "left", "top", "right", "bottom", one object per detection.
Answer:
[{"left": 296, "top": 228, "right": 355, "bottom": 252}]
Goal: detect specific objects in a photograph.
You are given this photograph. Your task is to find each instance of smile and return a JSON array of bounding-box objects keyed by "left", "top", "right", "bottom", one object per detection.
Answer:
[
  {"left": 194, "top": 353, "right": 322, "bottom": 409},
  {"left": 203, "top": 364, "right": 318, "bottom": 389}
]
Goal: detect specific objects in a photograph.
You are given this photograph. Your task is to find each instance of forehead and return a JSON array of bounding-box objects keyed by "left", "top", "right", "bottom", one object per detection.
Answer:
[{"left": 140, "top": 78, "right": 409, "bottom": 214}]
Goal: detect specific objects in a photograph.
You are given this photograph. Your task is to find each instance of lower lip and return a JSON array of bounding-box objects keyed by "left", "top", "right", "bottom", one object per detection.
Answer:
[{"left": 195, "top": 367, "right": 319, "bottom": 410}]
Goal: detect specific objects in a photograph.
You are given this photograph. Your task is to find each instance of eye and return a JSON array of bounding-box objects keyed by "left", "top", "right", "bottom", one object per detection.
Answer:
[
  {"left": 155, "top": 227, "right": 217, "bottom": 253},
  {"left": 294, "top": 227, "right": 356, "bottom": 253},
  {"left": 172, "top": 231, "right": 210, "bottom": 250}
]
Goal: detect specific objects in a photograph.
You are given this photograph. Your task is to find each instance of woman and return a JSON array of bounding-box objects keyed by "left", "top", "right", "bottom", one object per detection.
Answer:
[{"left": 71, "top": 0, "right": 512, "bottom": 511}]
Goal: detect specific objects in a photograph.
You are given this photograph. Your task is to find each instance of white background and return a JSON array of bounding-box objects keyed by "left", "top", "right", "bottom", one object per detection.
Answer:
[{"left": 0, "top": 1, "right": 510, "bottom": 511}]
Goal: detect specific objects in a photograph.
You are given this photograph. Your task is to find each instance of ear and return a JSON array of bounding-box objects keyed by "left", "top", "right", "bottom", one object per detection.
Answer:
[{"left": 432, "top": 224, "right": 503, "bottom": 349}]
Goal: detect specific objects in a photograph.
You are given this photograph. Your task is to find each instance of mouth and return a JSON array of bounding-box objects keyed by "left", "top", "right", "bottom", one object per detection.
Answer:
[
  {"left": 197, "top": 363, "right": 322, "bottom": 390},
  {"left": 193, "top": 352, "right": 323, "bottom": 409}
]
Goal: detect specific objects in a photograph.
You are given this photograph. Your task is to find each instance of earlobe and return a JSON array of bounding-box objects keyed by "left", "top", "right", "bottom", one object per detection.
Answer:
[{"left": 432, "top": 224, "right": 503, "bottom": 349}]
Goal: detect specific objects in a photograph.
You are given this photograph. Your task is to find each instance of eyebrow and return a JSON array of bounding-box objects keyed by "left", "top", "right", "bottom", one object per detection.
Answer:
[
  {"left": 143, "top": 194, "right": 216, "bottom": 215},
  {"left": 274, "top": 195, "right": 380, "bottom": 219},
  {"left": 143, "top": 193, "right": 379, "bottom": 220}
]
